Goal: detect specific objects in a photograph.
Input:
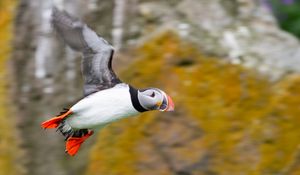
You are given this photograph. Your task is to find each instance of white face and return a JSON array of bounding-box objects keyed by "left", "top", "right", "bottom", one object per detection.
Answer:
[{"left": 137, "top": 88, "right": 170, "bottom": 111}]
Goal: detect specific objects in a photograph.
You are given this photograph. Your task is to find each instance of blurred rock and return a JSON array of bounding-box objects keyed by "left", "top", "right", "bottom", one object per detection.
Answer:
[
  {"left": 9, "top": 0, "right": 300, "bottom": 175},
  {"left": 120, "top": 0, "right": 300, "bottom": 79},
  {"left": 87, "top": 32, "right": 300, "bottom": 175}
]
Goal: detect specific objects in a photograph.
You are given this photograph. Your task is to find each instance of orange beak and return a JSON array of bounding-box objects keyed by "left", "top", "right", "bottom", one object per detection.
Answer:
[{"left": 165, "top": 95, "right": 175, "bottom": 111}]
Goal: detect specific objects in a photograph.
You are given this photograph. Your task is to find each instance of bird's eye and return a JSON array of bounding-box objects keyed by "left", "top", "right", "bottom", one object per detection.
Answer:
[{"left": 150, "top": 92, "right": 155, "bottom": 98}]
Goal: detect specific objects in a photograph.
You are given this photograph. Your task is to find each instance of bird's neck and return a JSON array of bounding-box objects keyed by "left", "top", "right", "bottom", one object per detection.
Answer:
[{"left": 129, "top": 85, "right": 148, "bottom": 113}]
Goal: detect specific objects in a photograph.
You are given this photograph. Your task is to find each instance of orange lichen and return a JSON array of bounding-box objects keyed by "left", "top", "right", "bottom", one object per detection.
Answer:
[
  {"left": 0, "top": 1, "right": 23, "bottom": 174},
  {"left": 86, "top": 32, "right": 300, "bottom": 175}
]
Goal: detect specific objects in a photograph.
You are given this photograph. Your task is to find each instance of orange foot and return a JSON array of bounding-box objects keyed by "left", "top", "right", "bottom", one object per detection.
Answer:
[
  {"left": 66, "top": 130, "right": 94, "bottom": 156},
  {"left": 41, "top": 110, "right": 73, "bottom": 129}
]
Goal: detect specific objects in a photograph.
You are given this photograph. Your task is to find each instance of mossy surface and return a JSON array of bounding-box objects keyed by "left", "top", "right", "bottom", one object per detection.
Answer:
[
  {"left": 0, "top": 1, "right": 23, "bottom": 174},
  {"left": 86, "top": 32, "right": 300, "bottom": 175}
]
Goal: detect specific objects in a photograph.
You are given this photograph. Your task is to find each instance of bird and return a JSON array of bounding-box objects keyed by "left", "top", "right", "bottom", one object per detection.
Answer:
[{"left": 41, "top": 8, "right": 174, "bottom": 156}]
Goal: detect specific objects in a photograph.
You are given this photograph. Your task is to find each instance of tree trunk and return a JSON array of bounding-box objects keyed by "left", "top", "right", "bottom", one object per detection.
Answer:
[{"left": 11, "top": 0, "right": 114, "bottom": 174}]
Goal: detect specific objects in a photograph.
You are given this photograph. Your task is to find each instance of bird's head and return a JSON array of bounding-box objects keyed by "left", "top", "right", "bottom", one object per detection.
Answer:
[{"left": 137, "top": 88, "right": 174, "bottom": 112}]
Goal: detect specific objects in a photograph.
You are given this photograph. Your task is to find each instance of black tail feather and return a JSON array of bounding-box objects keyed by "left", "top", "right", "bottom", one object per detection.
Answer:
[
  {"left": 57, "top": 121, "right": 89, "bottom": 140},
  {"left": 55, "top": 108, "right": 89, "bottom": 140}
]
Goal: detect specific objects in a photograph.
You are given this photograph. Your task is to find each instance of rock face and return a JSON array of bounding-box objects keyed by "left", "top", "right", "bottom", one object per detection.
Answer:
[
  {"left": 9, "top": 0, "right": 300, "bottom": 175},
  {"left": 86, "top": 32, "right": 300, "bottom": 175},
  {"left": 121, "top": 0, "right": 300, "bottom": 79}
]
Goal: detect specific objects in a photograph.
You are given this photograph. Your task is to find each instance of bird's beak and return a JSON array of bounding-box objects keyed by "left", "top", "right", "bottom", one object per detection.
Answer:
[
  {"left": 165, "top": 95, "right": 174, "bottom": 111},
  {"left": 159, "top": 93, "right": 175, "bottom": 112}
]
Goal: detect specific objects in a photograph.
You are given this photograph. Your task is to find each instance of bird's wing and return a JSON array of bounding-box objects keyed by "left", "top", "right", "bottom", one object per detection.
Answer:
[{"left": 52, "top": 8, "right": 122, "bottom": 96}]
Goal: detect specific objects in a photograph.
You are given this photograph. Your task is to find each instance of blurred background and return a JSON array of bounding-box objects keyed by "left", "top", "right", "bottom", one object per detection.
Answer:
[{"left": 2, "top": 0, "right": 300, "bottom": 175}]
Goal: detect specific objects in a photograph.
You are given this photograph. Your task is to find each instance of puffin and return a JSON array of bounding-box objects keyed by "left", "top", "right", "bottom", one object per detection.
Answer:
[{"left": 41, "top": 8, "right": 174, "bottom": 156}]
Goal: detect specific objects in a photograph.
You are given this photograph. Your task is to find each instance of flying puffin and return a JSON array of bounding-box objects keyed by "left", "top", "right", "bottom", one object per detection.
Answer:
[{"left": 41, "top": 8, "right": 174, "bottom": 156}]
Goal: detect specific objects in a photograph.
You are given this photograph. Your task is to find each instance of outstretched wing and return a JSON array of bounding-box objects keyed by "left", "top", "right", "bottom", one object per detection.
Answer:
[{"left": 52, "top": 8, "right": 121, "bottom": 96}]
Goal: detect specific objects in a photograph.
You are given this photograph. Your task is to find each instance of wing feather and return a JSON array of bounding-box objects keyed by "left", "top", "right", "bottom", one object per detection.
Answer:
[{"left": 52, "top": 8, "right": 121, "bottom": 96}]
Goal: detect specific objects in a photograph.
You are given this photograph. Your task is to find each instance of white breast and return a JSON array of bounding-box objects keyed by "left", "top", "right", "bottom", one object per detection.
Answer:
[{"left": 67, "top": 84, "right": 139, "bottom": 129}]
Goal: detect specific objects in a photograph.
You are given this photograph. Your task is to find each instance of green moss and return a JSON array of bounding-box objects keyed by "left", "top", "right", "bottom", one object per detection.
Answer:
[
  {"left": 0, "top": 1, "right": 23, "bottom": 174},
  {"left": 86, "top": 32, "right": 300, "bottom": 175}
]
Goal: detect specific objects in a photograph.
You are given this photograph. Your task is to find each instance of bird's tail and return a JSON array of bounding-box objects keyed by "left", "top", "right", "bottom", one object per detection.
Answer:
[{"left": 41, "top": 109, "right": 72, "bottom": 129}]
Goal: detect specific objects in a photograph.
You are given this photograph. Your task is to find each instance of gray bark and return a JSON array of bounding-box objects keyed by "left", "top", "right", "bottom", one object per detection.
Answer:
[{"left": 11, "top": 0, "right": 114, "bottom": 174}]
